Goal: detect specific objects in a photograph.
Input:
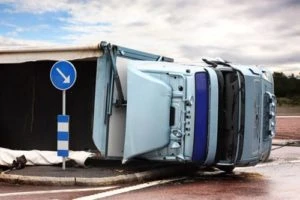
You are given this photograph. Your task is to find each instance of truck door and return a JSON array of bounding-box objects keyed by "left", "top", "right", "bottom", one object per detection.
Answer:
[{"left": 122, "top": 65, "right": 172, "bottom": 163}]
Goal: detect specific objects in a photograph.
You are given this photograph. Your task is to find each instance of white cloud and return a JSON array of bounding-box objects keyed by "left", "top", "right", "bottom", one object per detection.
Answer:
[
  {"left": 0, "top": 0, "right": 70, "bottom": 13},
  {"left": 0, "top": 0, "right": 299, "bottom": 74},
  {"left": 0, "top": 36, "right": 57, "bottom": 49}
]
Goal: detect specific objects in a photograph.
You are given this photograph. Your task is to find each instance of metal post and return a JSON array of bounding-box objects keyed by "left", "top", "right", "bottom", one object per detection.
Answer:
[
  {"left": 63, "top": 90, "right": 66, "bottom": 115},
  {"left": 62, "top": 90, "right": 66, "bottom": 170},
  {"left": 62, "top": 157, "right": 66, "bottom": 170}
]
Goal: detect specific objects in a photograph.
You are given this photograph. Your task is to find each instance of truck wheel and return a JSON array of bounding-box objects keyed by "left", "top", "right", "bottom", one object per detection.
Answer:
[{"left": 217, "top": 166, "right": 235, "bottom": 173}]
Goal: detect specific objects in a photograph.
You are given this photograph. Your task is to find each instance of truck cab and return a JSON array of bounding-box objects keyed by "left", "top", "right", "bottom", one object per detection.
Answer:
[{"left": 121, "top": 60, "right": 276, "bottom": 171}]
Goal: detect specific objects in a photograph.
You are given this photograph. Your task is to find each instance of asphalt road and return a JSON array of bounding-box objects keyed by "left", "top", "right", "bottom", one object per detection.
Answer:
[
  {"left": 0, "top": 145, "right": 299, "bottom": 200},
  {"left": 81, "top": 146, "right": 300, "bottom": 200},
  {"left": 0, "top": 116, "right": 298, "bottom": 200}
]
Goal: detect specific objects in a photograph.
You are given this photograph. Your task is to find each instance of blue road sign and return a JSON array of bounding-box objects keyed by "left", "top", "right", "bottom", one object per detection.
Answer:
[
  {"left": 57, "top": 115, "right": 69, "bottom": 157},
  {"left": 50, "top": 60, "right": 77, "bottom": 91}
]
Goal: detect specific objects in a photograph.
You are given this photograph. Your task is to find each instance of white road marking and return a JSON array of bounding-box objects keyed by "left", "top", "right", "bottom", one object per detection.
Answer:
[
  {"left": 252, "top": 159, "right": 300, "bottom": 168},
  {"left": 74, "top": 177, "right": 186, "bottom": 200},
  {"left": 276, "top": 116, "right": 300, "bottom": 118},
  {"left": 0, "top": 186, "right": 117, "bottom": 197},
  {"left": 289, "top": 160, "right": 300, "bottom": 163}
]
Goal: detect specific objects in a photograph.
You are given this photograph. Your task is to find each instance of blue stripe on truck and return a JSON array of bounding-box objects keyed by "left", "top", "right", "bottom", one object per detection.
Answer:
[{"left": 192, "top": 72, "right": 209, "bottom": 162}]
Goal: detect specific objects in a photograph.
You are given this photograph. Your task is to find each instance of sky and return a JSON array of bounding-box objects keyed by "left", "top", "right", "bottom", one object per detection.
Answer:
[{"left": 0, "top": 0, "right": 299, "bottom": 74}]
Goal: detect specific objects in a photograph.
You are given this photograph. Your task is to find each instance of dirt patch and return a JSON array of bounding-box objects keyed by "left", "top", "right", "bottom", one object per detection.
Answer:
[
  {"left": 276, "top": 117, "right": 300, "bottom": 140},
  {"left": 276, "top": 106, "right": 300, "bottom": 140}
]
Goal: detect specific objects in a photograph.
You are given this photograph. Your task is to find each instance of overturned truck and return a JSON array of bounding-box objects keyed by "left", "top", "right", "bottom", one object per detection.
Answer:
[{"left": 0, "top": 42, "right": 276, "bottom": 172}]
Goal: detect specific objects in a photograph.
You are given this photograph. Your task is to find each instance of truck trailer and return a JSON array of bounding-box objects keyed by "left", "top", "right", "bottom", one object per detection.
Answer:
[{"left": 0, "top": 41, "right": 276, "bottom": 172}]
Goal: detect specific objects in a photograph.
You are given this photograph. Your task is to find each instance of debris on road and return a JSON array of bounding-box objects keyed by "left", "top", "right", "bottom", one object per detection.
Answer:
[{"left": 0, "top": 147, "right": 95, "bottom": 167}]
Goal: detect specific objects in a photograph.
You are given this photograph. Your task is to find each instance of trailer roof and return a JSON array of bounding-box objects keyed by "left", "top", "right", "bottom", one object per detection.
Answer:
[{"left": 0, "top": 44, "right": 103, "bottom": 63}]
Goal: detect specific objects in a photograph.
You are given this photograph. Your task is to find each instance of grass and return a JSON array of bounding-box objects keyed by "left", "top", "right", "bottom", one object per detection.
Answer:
[
  {"left": 277, "top": 105, "right": 300, "bottom": 116},
  {"left": 277, "top": 106, "right": 300, "bottom": 115},
  {"left": 276, "top": 97, "right": 300, "bottom": 116},
  {"left": 277, "top": 97, "right": 300, "bottom": 106}
]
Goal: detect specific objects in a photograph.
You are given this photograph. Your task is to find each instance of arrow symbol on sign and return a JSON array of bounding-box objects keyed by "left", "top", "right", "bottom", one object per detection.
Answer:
[{"left": 56, "top": 68, "right": 70, "bottom": 84}]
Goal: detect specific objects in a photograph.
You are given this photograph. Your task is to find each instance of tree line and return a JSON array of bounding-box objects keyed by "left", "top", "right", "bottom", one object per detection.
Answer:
[{"left": 273, "top": 72, "right": 300, "bottom": 97}]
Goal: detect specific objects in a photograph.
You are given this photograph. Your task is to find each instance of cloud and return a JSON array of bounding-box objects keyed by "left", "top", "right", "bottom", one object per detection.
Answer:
[
  {"left": 0, "top": 0, "right": 70, "bottom": 13},
  {"left": 0, "top": 36, "right": 57, "bottom": 49},
  {"left": 0, "top": 0, "right": 299, "bottom": 74}
]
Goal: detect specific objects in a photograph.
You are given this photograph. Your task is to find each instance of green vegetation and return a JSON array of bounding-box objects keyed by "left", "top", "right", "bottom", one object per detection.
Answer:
[
  {"left": 277, "top": 97, "right": 300, "bottom": 106},
  {"left": 273, "top": 72, "right": 300, "bottom": 106}
]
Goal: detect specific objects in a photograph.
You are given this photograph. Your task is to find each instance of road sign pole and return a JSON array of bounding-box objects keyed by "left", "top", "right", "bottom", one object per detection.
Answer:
[
  {"left": 50, "top": 60, "right": 76, "bottom": 172},
  {"left": 62, "top": 156, "right": 66, "bottom": 170},
  {"left": 63, "top": 90, "right": 66, "bottom": 115},
  {"left": 62, "top": 90, "right": 66, "bottom": 170}
]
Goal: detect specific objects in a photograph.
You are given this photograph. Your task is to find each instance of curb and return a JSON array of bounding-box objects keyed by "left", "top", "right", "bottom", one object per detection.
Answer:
[
  {"left": 0, "top": 174, "right": 75, "bottom": 186},
  {"left": 272, "top": 139, "right": 300, "bottom": 147},
  {"left": 0, "top": 164, "right": 197, "bottom": 186}
]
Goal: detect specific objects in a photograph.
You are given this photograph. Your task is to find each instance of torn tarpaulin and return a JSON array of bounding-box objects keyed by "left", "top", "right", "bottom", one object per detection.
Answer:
[{"left": 0, "top": 147, "right": 95, "bottom": 167}]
